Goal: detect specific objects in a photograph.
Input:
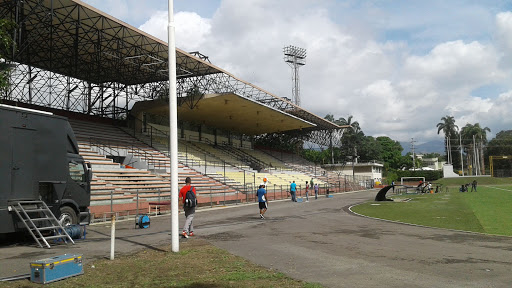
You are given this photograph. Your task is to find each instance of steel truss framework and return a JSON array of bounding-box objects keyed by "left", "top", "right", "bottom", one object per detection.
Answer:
[{"left": 0, "top": 0, "right": 344, "bottom": 147}]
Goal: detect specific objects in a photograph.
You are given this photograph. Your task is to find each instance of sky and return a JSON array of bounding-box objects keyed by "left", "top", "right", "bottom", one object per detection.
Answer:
[{"left": 81, "top": 0, "right": 512, "bottom": 144}]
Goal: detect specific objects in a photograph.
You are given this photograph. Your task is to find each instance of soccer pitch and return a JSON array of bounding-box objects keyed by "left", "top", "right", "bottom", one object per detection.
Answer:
[{"left": 351, "top": 184, "right": 512, "bottom": 236}]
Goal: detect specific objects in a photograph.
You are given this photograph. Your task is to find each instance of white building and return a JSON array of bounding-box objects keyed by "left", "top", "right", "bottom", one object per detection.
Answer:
[{"left": 323, "top": 161, "right": 384, "bottom": 184}]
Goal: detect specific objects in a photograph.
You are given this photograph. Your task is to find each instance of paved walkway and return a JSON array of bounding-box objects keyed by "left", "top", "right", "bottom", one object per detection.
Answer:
[{"left": 2, "top": 190, "right": 512, "bottom": 287}]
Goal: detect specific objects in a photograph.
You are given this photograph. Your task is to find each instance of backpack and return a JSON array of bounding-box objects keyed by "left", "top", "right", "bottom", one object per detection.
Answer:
[{"left": 184, "top": 187, "right": 197, "bottom": 208}]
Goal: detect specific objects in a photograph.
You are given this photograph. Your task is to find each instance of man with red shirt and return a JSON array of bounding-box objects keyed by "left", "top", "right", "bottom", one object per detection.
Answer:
[{"left": 179, "top": 177, "right": 196, "bottom": 238}]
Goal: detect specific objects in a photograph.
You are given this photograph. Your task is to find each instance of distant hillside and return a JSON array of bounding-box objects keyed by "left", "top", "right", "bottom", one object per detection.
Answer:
[{"left": 400, "top": 140, "right": 445, "bottom": 156}]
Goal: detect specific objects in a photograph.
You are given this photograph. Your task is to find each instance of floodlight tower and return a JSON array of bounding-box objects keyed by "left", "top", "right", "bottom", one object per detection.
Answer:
[{"left": 283, "top": 45, "right": 306, "bottom": 106}]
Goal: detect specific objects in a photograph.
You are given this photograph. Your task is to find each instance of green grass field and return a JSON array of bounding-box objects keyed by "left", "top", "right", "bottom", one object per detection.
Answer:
[
  {"left": 0, "top": 239, "right": 323, "bottom": 288},
  {"left": 352, "top": 178, "right": 512, "bottom": 236}
]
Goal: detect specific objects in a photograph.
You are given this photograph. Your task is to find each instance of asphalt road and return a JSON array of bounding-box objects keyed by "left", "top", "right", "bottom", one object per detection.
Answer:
[{"left": 1, "top": 190, "right": 512, "bottom": 287}]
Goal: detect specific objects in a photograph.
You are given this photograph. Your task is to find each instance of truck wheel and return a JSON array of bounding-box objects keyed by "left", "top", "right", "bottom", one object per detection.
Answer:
[{"left": 59, "top": 206, "right": 78, "bottom": 226}]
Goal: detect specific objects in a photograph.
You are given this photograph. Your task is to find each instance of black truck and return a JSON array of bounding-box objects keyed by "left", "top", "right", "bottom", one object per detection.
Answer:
[{"left": 0, "top": 104, "right": 92, "bottom": 234}]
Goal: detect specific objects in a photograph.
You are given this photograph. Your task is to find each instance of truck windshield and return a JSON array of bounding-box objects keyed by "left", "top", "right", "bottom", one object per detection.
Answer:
[{"left": 69, "top": 162, "right": 85, "bottom": 182}]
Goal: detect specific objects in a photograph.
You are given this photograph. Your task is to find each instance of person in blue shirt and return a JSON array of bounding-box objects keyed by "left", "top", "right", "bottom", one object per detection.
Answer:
[
  {"left": 290, "top": 181, "right": 297, "bottom": 202},
  {"left": 257, "top": 185, "right": 268, "bottom": 219}
]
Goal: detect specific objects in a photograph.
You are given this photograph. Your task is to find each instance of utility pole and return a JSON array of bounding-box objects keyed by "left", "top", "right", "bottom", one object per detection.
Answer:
[{"left": 411, "top": 138, "right": 416, "bottom": 171}]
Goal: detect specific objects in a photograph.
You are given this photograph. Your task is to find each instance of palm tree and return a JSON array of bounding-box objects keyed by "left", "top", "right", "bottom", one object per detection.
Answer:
[
  {"left": 461, "top": 124, "right": 475, "bottom": 175},
  {"left": 324, "top": 115, "right": 362, "bottom": 164},
  {"left": 436, "top": 116, "right": 458, "bottom": 164},
  {"left": 339, "top": 115, "right": 363, "bottom": 165},
  {"left": 461, "top": 123, "right": 490, "bottom": 175},
  {"left": 477, "top": 125, "right": 491, "bottom": 174}
]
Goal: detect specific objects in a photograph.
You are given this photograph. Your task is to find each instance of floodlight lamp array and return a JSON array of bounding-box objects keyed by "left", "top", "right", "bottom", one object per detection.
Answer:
[{"left": 283, "top": 45, "right": 307, "bottom": 59}]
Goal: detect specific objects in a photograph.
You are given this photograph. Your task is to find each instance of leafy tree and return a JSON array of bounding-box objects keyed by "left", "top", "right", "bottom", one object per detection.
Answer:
[
  {"left": 395, "top": 170, "right": 443, "bottom": 181},
  {"left": 486, "top": 130, "right": 512, "bottom": 176},
  {"left": 338, "top": 115, "right": 364, "bottom": 163},
  {"left": 399, "top": 153, "right": 415, "bottom": 170},
  {"left": 422, "top": 152, "right": 442, "bottom": 159},
  {"left": 253, "top": 132, "right": 305, "bottom": 153},
  {"left": 324, "top": 114, "right": 335, "bottom": 123},
  {"left": 487, "top": 130, "right": 512, "bottom": 157},
  {"left": 0, "top": 19, "right": 16, "bottom": 92},
  {"left": 376, "top": 136, "right": 403, "bottom": 169},
  {"left": 358, "top": 136, "right": 381, "bottom": 162},
  {"left": 487, "top": 130, "right": 512, "bottom": 163},
  {"left": 301, "top": 148, "right": 332, "bottom": 165}
]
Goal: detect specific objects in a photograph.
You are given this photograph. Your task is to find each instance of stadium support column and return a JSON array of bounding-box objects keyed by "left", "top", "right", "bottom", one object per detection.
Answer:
[
  {"left": 87, "top": 82, "right": 92, "bottom": 115},
  {"left": 168, "top": 0, "right": 179, "bottom": 253}
]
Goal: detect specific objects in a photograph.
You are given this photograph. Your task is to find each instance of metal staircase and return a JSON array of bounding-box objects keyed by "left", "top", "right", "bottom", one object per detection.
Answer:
[{"left": 11, "top": 201, "right": 75, "bottom": 248}]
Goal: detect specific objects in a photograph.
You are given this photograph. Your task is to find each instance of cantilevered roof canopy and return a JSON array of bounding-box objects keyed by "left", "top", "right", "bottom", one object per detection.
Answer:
[
  {"left": 1, "top": 0, "right": 345, "bottom": 144},
  {"left": 131, "top": 94, "right": 316, "bottom": 135},
  {"left": 0, "top": 0, "right": 220, "bottom": 85}
]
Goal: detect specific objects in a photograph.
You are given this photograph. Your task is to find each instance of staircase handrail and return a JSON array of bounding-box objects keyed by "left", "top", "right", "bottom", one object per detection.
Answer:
[
  {"left": 185, "top": 141, "right": 248, "bottom": 170},
  {"left": 123, "top": 116, "right": 170, "bottom": 150},
  {"left": 85, "top": 136, "right": 167, "bottom": 169},
  {"left": 216, "top": 142, "right": 266, "bottom": 171}
]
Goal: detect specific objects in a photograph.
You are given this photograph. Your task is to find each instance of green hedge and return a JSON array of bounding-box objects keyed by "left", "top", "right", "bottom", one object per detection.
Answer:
[{"left": 396, "top": 170, "right": 443, "bottom": 181}]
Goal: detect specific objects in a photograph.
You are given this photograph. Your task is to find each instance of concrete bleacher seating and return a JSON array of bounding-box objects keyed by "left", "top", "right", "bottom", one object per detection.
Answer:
[
  {"left": 260, "top": 148, "right": 332, "bottom": 179},
  {"left": 178, "top": 140, "right": 219, "bottom": 167},
  {"left": 71, "top": 119, "right": 170, "bottom": 170},
  {"left": 69, "top": 118, "right": 244, "bottom": 217},
  {"left": 240, "top": 148, "right": 287, "bottom": 169},
  {"left": 216, "top": 171, "right": 325, "bottom": 190},
  {"left": 187, "top": 141, "right": 252, "bottom": 170},
  {"left": 79, "top": 145, "right": 123, "bottom": 169},
  {"left": 67, "top": 117, "right": 363, "bottom": 219}
]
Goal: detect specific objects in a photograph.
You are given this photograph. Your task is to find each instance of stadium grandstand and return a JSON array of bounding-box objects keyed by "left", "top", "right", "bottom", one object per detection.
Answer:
[{"left": 0, "top": 0, "right": 370, "bottom": 220}]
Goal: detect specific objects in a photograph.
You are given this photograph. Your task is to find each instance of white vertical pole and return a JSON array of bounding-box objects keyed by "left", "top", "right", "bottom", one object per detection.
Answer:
[
  {"left": 475, "top": 138, "right": 478, "bottom": 176},
  {"left": 110, "top": 215, "right": 116, "bottom": 260},
  {"left": 446, "top": 136, "right": 448, "bottom": 164},
  {"left": 460, "top": 131, "right": 464, "bottom": 176},
  {"left": 448, "top": 136, "right": 452, "bottom": 164},
  {"left": 168, "top": 0, "right": 179, "bottom": 252},
  {"left": 473, "top": 135, "right": 477, "bottom": 176}
]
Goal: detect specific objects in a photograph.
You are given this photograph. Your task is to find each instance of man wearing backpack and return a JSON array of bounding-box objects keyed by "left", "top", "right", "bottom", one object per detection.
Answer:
[
  {"left": 257, "top": 185, "right": 268, "bottom": 219},
  {"left": 179, "top": 177, "right": 196, "bottom": 238}
]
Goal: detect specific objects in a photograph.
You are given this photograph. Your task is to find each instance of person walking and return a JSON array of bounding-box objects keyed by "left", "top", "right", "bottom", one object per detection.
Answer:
[
  {"left": 290, "top": 181, "right": 297, "bottom": 202},
  {"left": 257, "top": 185, "right": 268, "bottom": 219},
  {"left": 179, "top": 177, "right": 196, "bottom": 238},
  {"left": 305, "top": 181, "right": 309, "bottom": 202},
  {"left": 471, "top": 180, "right": 478, "bottom": 192},
  {"left": 314, "top": 183, "right": 319, "bottom": 199}
]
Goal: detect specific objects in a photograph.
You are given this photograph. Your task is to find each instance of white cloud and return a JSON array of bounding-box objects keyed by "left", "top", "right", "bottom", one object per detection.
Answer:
[
  {"left": 139, "top": 11, "right": 168, "bottom": 42},
  {"left": 496, "top": 12, "right": 512, "bottom": 49},
  {"left": 139, "top": 11, "right": 211, "bottom": 51},
  {"left": 135, "top": 1, "right": 512, "bottom": 143},
  {"left": 83, "top": 0, "right": 163, "bottom": 27},
  {"left": 404, "top": 40, "right": 503, "bottom": 89}
]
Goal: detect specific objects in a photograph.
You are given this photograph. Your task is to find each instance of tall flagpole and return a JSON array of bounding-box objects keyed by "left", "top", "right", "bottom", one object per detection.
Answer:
[{"left": 168, "top": 0, "right": 179, "bottom": 252}]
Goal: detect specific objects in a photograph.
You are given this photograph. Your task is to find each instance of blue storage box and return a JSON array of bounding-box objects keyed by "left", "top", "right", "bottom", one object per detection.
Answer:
[{"left": 30, "top": 254, "right": 83, "bottom": 284}]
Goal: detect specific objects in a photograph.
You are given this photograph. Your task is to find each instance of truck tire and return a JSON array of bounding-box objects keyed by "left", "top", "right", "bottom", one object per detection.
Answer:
[{"left": 59, "top": 206, "right": 78, "bottom": 226}]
